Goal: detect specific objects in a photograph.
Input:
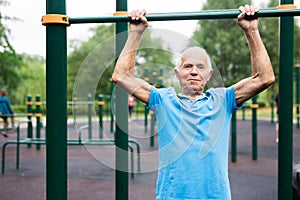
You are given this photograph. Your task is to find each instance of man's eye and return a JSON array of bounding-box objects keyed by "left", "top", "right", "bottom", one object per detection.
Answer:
[
  {"left": 197, "top": 65, "right": 205, "bottom": 70},
  {"left": 184, "top": 65, "right": 192, "bottom": 68}
]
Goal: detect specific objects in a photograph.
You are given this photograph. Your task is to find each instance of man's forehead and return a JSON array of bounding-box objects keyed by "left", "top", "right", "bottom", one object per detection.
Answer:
[{"left": 181, "top": 56, "right": 207, "bottom": 65}]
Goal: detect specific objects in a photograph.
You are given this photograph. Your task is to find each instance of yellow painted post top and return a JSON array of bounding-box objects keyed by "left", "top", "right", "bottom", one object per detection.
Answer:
[
  {"left": 276, "top": 4, "right": 297, "bottom": 10},
  {"left": 113, "top": 11, "right": 128, "bottom": 16},
  {"left": 42, "top": 14, "right": 70, "bottom": 26},
  {"left": 250, "top": 104, "right": 259, "bottom": 109},
  {"left": 98, "top": 101, "right": 105, "bottom": 105},
  {"left": 35, "top": 102, "right": 42, "bottom": 106}
]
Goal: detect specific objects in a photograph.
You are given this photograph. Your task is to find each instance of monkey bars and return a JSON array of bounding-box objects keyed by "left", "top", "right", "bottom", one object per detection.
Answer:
[
  {"left": 68, "top": 7, "right": 300, "bottom": 24},
  {"left": 44, "top": 0, "right": 297, "bottom": 200}
]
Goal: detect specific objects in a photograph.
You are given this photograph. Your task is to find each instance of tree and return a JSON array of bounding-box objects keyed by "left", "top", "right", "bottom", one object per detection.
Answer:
[
  {"left": 67, "top": 24, "right": 174, "bottom": 101},
  {"left": 191, "top": 0, "right": 251, "bottom": 87},
  {"left": 0, "top": 0, "right": 23, "bottom": 101},
  {"left": 190, "top": 0, "right": 300, "bottom": 104},
  {"left": 67, "top": 24, "right": 115, "bottom": 101},
  {"left": 255, "top": 0, "right": 300, "bottom": 95},
  {"left": 13, "top": 54, "right": 46, "bottom": 104}
]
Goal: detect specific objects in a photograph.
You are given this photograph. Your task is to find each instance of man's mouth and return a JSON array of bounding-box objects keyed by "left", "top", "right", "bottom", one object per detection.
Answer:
[{"left": 188, "top": 79, "right": 200, "bottom": 82}]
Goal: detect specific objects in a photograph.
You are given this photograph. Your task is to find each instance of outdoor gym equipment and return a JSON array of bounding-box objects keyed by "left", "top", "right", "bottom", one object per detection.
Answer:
[
  {"left": 43, "top": 1, "right": 299, "bottom": 200},
  {"left": 1, "top": 93, "right": 141, "bottom": 177},
  {"left": 42, "top": 6, "right": 300, "bottom": 25}
]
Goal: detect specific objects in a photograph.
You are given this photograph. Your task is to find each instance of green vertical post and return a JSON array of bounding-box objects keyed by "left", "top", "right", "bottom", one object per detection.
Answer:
[
  {"left": 115, "top": 1, "right": 128, "bottom": 200},
  {"left": 110, "top": 81, "right": 114, "bottom": 133},
  {"left": 16, "top": 124, "right": 21, "bottom": 169},
  {"left": 45, "top": 0, "right": 68, "bottom": 199},
  {"left": 251, "top": 96, "right": 258, "bottom": 161},
  {"left": 35, "top": 94, "right": 42, "bottom": 150},
  {"left": 270, "top": 93, "right": 274, "bottom": 124},
  {"left": 231, "top": 110, "right": 237, "bottom": 163},
  {"left": 295, "top": 62, "right": 300, "bottom": 128},
  {"left": 152, "top": 71, "right": 158, "bottom": 86},
  {"left": 27, "top": 95, "right": 33, "bottom": 148},
  {"left": 98, "top": 94, "right": 104, "bottom": 139},
  {"left": 150, "top": 112, "right": 155, "bottom": 147},
  {"left": 158, "top": 66, "right": 163, "bottom": 86},
  {"left": 144, "top": 105, "right": 149, "bottom": 133},
  {"left": 88, "top": 93, "right": 92, "bottom": 140},
  {"left": 136, "top": 100, "right": 140, "bottom": 118},
  {"left": 72, "top": 93, "right": 77, "bottom": 126},
  {"left": 143, "top": 67, "right": 149, "bottom": 83},
  {"left": 144, "top": 67, "right": 149, "bottom": 133},
  {"left": 278, "top": 1, "right": 294, "bottom": 199},
  {"left": 242, "top": 106, "right": 245, "bottom": 120}
]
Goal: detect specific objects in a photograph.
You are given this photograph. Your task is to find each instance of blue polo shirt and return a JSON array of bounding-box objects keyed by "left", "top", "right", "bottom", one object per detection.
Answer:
[{"left": 147, "top": 86, "right": 240, "bottom": 200}]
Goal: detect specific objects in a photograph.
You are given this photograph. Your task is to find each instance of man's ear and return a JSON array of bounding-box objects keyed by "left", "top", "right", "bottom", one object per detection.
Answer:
[
  {"left": 207, "top": 70, "right": 214, "bottom": 81},
  {"left": 174, "top": 67, "right": 179, "bottom": 79}
]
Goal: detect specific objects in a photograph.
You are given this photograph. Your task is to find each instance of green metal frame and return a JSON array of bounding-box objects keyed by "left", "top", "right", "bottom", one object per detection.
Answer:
[
  {"left": 278, "top": 1, "right": 294, "bottom": 199},
  {"left": 68, "top": 8, "right": 300, "bottom": 24},
  {"left": 1, "top": 136, "right": 140, "bottom": 179},
  {"left": 44, "top": 0, "right": 297, "bottom": 199}
]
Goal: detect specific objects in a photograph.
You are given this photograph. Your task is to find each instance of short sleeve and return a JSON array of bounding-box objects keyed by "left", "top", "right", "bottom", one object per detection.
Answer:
[{"left": 226, "top": 86, "right": 243, "bottom": 113}]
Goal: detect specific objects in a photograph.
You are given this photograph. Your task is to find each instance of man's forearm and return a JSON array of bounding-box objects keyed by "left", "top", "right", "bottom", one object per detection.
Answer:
[
  {"left": 245, "top": 29, "right": 274, "bottom": 81},
  {"left": 112, "top": 31, "right": 143, "bottom": 82}
]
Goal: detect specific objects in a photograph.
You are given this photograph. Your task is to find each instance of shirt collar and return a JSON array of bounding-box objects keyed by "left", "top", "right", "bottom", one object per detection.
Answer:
[{"left": 177, "top": 92, "right": 208, "bottom": 101}]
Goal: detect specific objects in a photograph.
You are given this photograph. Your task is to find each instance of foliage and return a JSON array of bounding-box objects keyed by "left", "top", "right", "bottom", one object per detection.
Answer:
[
  {"left": 68, "top": 24, "right": 119, "bottom": 101},
  {"left": 0, "top": 0, "right": 23, "bottom": 98},
  {"left": 67, "top": 24, "right": 174, "bottom": 101},
  {"left": 258, "top": 0, "right": 300, "bottom": 98},
  {"left": 191, "top": 0, "right": 251, "bottom": 87},
  {"left": 13, "top": 54, "right": 46, "bottom": 104},
  {"left": 191, "top": 0, "right": 300, "bottom": 105}
]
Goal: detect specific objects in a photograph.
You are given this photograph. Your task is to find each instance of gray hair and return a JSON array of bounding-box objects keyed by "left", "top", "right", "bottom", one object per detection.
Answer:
[{"left": 175, "top": 47, "right": 212, "bottom": 71}]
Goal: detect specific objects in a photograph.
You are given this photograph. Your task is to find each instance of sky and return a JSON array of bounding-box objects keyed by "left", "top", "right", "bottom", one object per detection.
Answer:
[{"left": 1, "top": 0, "right": 299, "bottom": 57}]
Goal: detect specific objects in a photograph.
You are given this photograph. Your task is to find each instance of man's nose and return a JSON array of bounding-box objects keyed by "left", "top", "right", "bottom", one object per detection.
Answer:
[{"left": 190, "top": 66, "right": 199, "bottom": 75}]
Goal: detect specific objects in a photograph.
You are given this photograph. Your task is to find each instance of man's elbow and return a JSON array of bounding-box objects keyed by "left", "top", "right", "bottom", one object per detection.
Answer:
[
  {"left": 111, "top": 73, "right": 121, "bottom": 84},
  {"left": 262, "top": 74, "right": 275, "bottom": 88}
]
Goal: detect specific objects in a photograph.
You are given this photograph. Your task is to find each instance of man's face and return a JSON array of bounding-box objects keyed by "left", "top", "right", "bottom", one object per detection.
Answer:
[{"left": 175, "top": 52, "right": 213, "bottom": 96}]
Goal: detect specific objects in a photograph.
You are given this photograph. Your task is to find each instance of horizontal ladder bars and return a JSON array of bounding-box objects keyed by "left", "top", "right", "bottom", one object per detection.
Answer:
[{"left": 69, "top": 7, "right": 300, "bottom": 24}]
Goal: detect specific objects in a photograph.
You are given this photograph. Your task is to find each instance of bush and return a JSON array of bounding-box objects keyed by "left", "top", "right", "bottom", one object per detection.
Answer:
[{"left": 11, "top": 105, "right": 27, "bottom": 113}]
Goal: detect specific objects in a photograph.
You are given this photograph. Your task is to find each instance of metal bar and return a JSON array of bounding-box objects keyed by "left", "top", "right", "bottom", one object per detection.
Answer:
[
  {"left": 98, "top": 94, "right": 103, "bottom": 139},
  {"left": 231, "top": 111, "right": 237, "bottom": 163},
  {"left": 115, "top": 0, "right": 129, "bottom": 199},
  {"left": 278, "top": 1, "right": 294, "bottom": 199},
  {"left": 87, "top": 93, "right": 92, "bottom": 140},
  {"left": 16, "top": 120, "right": 31, "bottom": 170},
  {"left": 69, "top": 8, "right": 300, "bottom": 24},
  {"left": 2, "top": 143, "right": 7, "bottom": 174},
  {"left": 252, "top": 96, "right": 258, "bottom": 161},
  {"left": 45, "top": 0, "right": 68, "bottom": 199},
  {"left": 27, "top": 95, "right": 33, "bottom": 148},
  {"left": 35, "top": 95, "right": 41, "bottom": 150},
  {"left": 270, "top": 93, "right": 275, "bottom": 124},
  {"left": 296, "top": 61, "right": 300, "bottom": 128},
  {"left": 150, "top": 113, "right": 155, "bottom": 147}
]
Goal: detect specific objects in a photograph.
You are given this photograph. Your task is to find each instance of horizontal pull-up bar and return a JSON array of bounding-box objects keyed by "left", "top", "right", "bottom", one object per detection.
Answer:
[{"left": 68, "top": 7, "right": 300, "bottom": 24}]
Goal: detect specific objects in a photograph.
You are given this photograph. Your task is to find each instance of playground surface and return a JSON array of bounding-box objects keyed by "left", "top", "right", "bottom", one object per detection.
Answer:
[{"left": 0, "top": 117, "right": 300, "bottom": 200}]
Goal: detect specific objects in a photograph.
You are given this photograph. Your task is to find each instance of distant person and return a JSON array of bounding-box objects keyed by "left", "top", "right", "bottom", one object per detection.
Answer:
[
  {"left": 275, "top": 93, "right": 279, "bottom": 143},
  {"left": 0, "top": 88, "right": 15, "bottom": 137},
  {"left": 128, "top": 95, "right": 135, "bottom": 118}
]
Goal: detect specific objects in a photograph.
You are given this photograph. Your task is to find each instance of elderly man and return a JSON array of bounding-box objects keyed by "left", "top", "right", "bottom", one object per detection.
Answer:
[{"left": 112, "top": 4, "right": 275, "bottom": 200}]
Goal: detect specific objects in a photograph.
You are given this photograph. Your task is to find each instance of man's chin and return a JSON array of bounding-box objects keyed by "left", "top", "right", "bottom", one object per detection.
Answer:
[{"left": 187, "top": 86, "right": 203, "bottom": 93}]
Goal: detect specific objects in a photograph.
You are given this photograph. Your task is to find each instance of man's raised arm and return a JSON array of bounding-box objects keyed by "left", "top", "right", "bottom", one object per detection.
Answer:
[
  {"left": 111, "top": 9, "right": 151, "bottom": 104},
  {"left": 234, "top": 4, "right": 275, "bottom": 106}
]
